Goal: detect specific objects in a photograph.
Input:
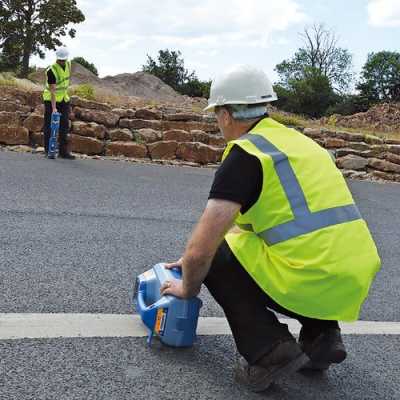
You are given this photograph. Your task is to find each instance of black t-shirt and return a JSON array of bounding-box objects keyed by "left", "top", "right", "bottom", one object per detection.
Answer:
[
  {"left": 209, "top": 144, "right": 263, "bottom": 214},
  {"left": 47, "top": 64, "right": 66, "bottom": 85}
]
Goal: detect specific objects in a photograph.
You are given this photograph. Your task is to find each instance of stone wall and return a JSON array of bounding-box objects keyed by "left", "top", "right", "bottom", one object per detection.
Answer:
[
  {"left": 302, "top": 127, "right": 400, "bottom": 183},
  {"left": 1, "top": 89, "right": 400, "bottom": 183},
  {"left": 0, "top": 93, "right": 224, "bottom": 166}
]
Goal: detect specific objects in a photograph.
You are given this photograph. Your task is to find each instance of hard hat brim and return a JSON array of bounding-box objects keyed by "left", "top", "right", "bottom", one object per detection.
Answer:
[
  {"left": 203, "top": 103, "right": 216, "bottom": 112},
  {"left": 203, "top": 97, "right": 277, "bottom": 113},
  {"left": 57, "top": 56, "right": 68, "bottom": 60}
]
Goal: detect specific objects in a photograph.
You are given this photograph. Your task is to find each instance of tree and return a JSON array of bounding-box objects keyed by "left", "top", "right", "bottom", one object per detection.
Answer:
[
  {"left": 276, "top": 23, "right": 353, "bottom": 93},
  {"left": 357, "top": 51, "right": 400, "bottom": 102},
  {"left": 72, "top": 56, "right": 98, "bottom": 76},
  {"left": 274, "top": 67, "right": 337, "bottom": 118},
  {"left": 181, "top": 74, "right": 211, "bottom": 98},
  {"left": 0, "top": 34, "right": 23, "bottom": 71},
  {"left": 143, "top": 49, "right": 188, "bottom": 92},
  {"left": 0, "top": 0, "right": 85, "bottom": 77},
  {"left": 142, "top": 49, "right": 210, "bottom": 98}
]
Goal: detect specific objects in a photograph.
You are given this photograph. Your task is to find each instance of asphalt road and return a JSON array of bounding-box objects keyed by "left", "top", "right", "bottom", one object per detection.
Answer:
[{"left": 1, "top": 150, "right": 399, "bottom": 399}]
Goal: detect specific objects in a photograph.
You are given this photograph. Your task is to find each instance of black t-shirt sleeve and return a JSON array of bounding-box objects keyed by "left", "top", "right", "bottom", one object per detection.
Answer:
[
  {"left": 209, "top": 145, "right": 263, "bottom": 214},
  {"left": 47, "top": 69, "right": 56, "bottom": 85}
]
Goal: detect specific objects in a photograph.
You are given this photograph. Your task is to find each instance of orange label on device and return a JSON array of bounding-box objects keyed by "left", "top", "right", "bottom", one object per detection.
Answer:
[{"left": 155, "top": 308, "right": 168, "bottom": 336}]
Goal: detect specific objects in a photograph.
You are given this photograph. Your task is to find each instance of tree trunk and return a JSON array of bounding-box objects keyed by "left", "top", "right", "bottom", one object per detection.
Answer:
[
  {"left": 20, "top": 39, "right": 32, "bottom": 78},
  {"left": 19, "top": 0, "right": 34, "bottom": 78}
]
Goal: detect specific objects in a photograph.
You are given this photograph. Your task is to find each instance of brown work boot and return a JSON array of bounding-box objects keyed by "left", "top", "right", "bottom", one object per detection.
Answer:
[
  {"left": 299, "top": 328, "right": 347, "bottom": 371},
  {"left": 234, "top": 340, "right": 309, "bottom": 392},
  {"left": 59, "top": 152, "right": 76, "bottom": 160}
]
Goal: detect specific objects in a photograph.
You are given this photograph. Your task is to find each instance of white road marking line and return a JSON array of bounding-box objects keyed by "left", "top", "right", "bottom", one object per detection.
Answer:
[{"left": 0, "top": 314, "right": 399, "bottom": 341}]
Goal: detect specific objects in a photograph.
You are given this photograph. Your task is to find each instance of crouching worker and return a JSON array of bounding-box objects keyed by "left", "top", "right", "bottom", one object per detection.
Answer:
[
  {"left": 42, "top": 46, "right": 75, "bottom": 159},
  {"left": 160, "top": 65, "right": 381, "bottom": 392}
]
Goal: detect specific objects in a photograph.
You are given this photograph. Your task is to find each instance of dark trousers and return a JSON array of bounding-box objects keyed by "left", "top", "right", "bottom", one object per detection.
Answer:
[
  {"left": 204, "top": 240, "right": 339, "bottom": 365},
  {"left": 43, "top": 101, "right": 70, "bottom": 154}
]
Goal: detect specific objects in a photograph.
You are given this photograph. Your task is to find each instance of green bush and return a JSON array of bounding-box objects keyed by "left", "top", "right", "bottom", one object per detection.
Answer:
[
  {"left": 69, "top": 84, "right": 95, "bottom": 100},
  {"left": 327, "top": 114, "right": 338, "bottom": 126},
  {"left": 274, "top": 68, "right": 337, "bottom": 118}
]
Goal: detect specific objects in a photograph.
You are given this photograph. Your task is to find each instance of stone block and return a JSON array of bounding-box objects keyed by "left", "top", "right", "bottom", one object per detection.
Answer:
[
  {"left": 72, "top": 121, "right": 107, "bottom": 139},
  {"left": 135, "top": 128, "right": 163, "bottom": 143},
  {"left": 0, "top": 111, "right": 20, "bottom": 127},
  {"left": 368, "top": 158, "right": 400, "bottom": 174},
  {"left": 336, "top": 155, "right": 368, "bottom": 171},
  {"left": 148, "top": 141, "right": 178, "bottom": 160},
  {"left": 108, "top": 128, "right": 133, "bottom": 142},
  {"left": 105, "top": 142, "right": 148, "bottom": 158},
  {"left": 176, "top": 142, "right": 223, "bottom": 164},
  {"left": 69, "top": 134, "right": 104, "bottom": 155},
  {"left": 74, "top": 107, "right": 119, "bottom": 127},
  {"left": 70, "top": 96, "right": 112, "bottom": 111},
  {"left": 0, "top": 125, "right": 29, "bottom": 145},
  {"left": 23, "top": 113, "right": 44, "bottom": 133},
  {"left": 120, "top": 119, "right": 162, "bottom": 130},
  {"left": 135, "top": 109, "right": 162, "bottom": 120}
]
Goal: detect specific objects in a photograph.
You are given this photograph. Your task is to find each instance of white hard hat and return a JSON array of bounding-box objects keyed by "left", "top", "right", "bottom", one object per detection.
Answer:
[
  {"left": 56, "top": 47, "right": 69, "bottom": 60},
  {"left": 204, "top": 65, "right": 277, "bottom": 112}
]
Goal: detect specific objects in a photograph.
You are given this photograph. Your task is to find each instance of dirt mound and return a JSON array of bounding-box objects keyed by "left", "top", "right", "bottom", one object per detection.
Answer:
[
  {"left": 71, "top": 62, "right": 104, "bottom": 86},
  {"left": 330, "top": 103, "right": 400, "bottom": 133},
  {"left": 102, "top": 71, "right": 181, "bottom": 100},
  {"left": 29, "top": 63, "right": 182, "bottom": 102}
]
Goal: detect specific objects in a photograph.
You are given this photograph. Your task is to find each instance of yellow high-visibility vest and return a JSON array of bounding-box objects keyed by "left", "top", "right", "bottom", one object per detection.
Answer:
[
  {"left": 224, "top": 117, "right": 381, "bottom": 321},
  {"left": 43, "top": 61, "right": 71, "bottom": 103}
]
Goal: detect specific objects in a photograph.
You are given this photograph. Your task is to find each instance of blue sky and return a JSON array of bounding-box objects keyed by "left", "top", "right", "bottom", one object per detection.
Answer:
[{"left": 33, "top": 0, "right": 400, "bottom": 85}]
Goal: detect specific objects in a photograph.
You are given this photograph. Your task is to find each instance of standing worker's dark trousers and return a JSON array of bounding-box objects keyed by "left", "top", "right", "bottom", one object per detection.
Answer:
[
  {"left": 204, "top": 240, "right": 339, "bottom": 365},
  {"left": 43, "top": 101, "right": 70, "bottom": 155}
]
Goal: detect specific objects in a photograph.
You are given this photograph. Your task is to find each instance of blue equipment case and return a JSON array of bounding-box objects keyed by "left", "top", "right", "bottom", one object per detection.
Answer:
[
  {"left": 134, "top": 263, "right": 202, "bottom": 347},
  {"left": 48, "top": 112, "right": 61, "bottom": 159}
]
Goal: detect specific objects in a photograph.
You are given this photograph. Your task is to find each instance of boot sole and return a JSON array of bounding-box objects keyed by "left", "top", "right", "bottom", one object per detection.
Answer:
[
  {"left": 236, "top": 353, "right": 310, "bottom": 393},
  {"left": 301, "top": 348, "right": 347, "bottom": 371}
]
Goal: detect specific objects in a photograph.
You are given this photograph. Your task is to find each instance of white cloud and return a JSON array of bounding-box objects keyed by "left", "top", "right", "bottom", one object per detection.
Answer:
[
  {"left": 368, "top": 0, "right": 400, "bottom": 27},
  {"left": 33, "top": 0, "right": 307, "bottom": 79},
  {"left": 77, "top": 0, "right": 306, "bottom": 47}
]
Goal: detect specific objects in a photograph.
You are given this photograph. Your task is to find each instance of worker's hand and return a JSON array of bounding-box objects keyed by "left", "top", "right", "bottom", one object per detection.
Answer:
[
  {"left": 160, "top": 279, "right": 189, "bottom": 299},
  {"left": 52, "top": 107, "right": 58, "bottom": 114},
  {"left": 164, "top": 257, "right": 183, "bottom": 270}
]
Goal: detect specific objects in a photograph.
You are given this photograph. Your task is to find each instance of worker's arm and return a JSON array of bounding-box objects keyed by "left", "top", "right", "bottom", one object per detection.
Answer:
[
  {"left": 50, "top": 84, "right": 57, "bottom": 114},
  {"left": 161, "top": 199, "right": 241, "bottom": 298}
]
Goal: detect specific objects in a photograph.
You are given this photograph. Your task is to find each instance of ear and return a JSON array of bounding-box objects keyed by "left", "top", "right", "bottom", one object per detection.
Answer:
[{"left": 220, "top": 108, "right": 232, "bottom": 127}]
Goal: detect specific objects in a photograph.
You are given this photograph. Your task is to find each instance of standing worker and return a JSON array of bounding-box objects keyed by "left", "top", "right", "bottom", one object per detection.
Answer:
[
  {"left": 160, "top": 65, "right": 381, "bottom": 392},
  {"left": 42, "top": 46, "right": 75, "bottom": 159}
]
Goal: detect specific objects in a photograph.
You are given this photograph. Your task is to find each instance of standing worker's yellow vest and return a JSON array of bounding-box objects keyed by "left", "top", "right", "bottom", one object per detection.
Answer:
[
  {"left": 224, "top": 117, "right": 381, "bottom": 321},
  {"left": 43, "top": 61, "right": 71, "bottom": 103}
]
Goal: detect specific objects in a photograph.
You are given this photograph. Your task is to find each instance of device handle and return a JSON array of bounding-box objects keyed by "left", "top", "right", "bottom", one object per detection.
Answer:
[
  {"left": 153, "top": 263, "right": 182, "bottom": 286},
  {"left": 135, "top": 278, "right": 158, "bottom": 345},
  {"left": 51, "top": 112, "right": 61, "bottom": 123},
  {"left": 136, "top": 278, "right": 152, "bottom": 314}
]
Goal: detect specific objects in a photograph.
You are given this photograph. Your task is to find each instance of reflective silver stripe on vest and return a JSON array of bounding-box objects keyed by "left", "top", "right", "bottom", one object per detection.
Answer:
[
  {"left": 241, "top": 133, "right": 310, "bottom": 217},
  {"left": 260, "top": 204, "right": 361, "bottom": 245},
  {"left": 238, "top": 133, "right": 362, "bottom": 245}
]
